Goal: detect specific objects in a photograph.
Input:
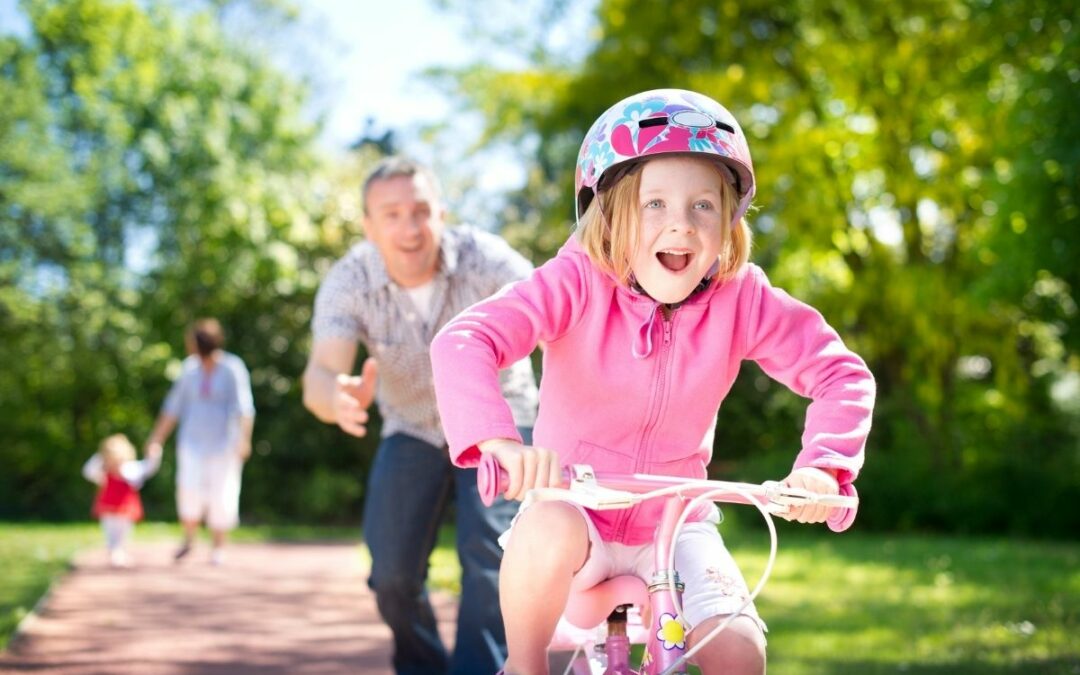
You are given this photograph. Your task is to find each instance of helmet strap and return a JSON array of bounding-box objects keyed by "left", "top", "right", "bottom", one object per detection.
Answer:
[{"left": 628, "top": 270, "right": 714, "bottom": 311}]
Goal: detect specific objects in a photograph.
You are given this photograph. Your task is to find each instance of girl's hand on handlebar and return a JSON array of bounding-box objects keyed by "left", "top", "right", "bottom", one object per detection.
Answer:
[
  {"left": 476, "top": 438, "right": 562, "bottom": 501},
  {"left": 779, "top": 466, "right": 839, "bottom": 524}
]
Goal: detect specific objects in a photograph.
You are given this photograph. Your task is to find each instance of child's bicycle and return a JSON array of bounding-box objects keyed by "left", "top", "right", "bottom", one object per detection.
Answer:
[{"left": 478, "top": 454, "right": 858, "bottom": 675}]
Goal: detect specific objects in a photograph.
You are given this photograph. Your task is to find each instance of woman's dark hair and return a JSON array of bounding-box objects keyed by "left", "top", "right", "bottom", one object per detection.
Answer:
[{"left": 189, "top": 318, "right": 224, "bottom": 357}]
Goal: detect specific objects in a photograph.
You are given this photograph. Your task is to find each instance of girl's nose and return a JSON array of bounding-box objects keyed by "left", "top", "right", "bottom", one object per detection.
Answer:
[{"left": 669, "top": 208, "right": 697, "bottom": 233}]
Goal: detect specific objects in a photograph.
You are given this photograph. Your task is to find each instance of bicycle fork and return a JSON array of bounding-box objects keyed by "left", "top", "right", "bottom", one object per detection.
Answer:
[{"left": 640, "top": 497, "right": 690, "bottom": 675}]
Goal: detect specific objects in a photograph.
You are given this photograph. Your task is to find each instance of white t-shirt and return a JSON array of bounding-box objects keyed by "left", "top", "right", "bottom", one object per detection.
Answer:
[{"left": 404, "top": 281, "right": 435, "bottom": 325}]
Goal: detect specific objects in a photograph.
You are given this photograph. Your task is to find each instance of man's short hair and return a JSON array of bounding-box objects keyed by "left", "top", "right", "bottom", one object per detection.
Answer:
[
  {"left": 189, "top": 318, "right": 225, "bottom": 357},
  {"left": 362, "top": 156, "right": 442, "bottom": 214}
]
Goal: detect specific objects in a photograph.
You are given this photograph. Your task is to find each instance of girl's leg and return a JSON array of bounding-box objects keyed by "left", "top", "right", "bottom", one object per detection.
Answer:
[
  {"left": 501, "top": 501, "right": 590, "bottom": 675},
  {"left": 688, "top": 615, "right": 765, "bottom": 674},
  {"left": 101, "top": 515, "right": 120, "bottom": 552},
  {"left": 671, "top": 522, "right": 766, "bottom": 675},
  {"left": 102, "top": 515, "right": 134, "bottom": 567}
]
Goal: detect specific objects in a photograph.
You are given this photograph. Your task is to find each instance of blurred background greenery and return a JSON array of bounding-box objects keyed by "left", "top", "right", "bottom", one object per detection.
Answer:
[{"left": 1, "top": 0, "right": 1077, "bottom": 540}]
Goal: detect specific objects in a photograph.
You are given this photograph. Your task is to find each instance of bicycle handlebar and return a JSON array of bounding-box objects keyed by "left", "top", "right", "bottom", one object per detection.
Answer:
[{"left": 477, "top": 452, "right": 858, "bottom": 515}]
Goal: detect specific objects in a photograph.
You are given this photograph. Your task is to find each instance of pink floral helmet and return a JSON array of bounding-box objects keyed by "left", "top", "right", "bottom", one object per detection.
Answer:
[{"left": 575, "top": 88, "right": 755, "bottom": 227}]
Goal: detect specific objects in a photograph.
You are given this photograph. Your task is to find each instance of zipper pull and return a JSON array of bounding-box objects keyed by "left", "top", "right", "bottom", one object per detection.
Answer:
[{"left": 663, "top": 315, "right": 673, "bottom": 345}]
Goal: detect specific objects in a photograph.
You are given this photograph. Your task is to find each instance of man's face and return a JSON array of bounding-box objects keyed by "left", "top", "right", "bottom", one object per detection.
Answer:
[{"left": 363, "top": 173, "right": 445, "bottom": 288}]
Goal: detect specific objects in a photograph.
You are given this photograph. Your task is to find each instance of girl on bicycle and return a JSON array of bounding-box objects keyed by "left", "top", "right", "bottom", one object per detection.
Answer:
[{"left": 430, "top": 88, "right": 875, "bottom": 674}]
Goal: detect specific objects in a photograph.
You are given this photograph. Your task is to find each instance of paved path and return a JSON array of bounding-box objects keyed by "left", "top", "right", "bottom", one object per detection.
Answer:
[{"left": 0, "top": 542, "right": 458, "bottom": 674}]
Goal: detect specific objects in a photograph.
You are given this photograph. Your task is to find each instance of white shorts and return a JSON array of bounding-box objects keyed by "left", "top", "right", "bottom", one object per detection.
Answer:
[
  {"left": 503, "top": 501, "right": 767, "bottom": 633},
  {"left": 175, "top": 448, "right": 243, "bottom": 531}
]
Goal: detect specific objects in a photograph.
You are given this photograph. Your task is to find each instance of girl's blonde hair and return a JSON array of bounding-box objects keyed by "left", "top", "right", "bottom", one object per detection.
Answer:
[
  {"left": 99, "top": 434, "right": 136, "bottom": 472},
  {"left": 576, "top": 158, "right": 752, "bottom": 288}
]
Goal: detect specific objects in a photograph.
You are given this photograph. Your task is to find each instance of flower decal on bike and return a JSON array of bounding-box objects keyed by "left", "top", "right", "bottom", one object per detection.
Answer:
[{"left": 656, "top": 612, "right": 686, "bottom": 650}]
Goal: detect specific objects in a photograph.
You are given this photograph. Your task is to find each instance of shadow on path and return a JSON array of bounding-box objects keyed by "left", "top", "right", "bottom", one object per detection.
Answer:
[{"left": 0, "top": 542, "right": 457, "bottom": 674}]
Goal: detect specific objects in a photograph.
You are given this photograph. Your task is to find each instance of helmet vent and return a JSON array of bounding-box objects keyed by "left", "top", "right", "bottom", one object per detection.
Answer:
[{"left": 638, "top": 112, "right": 736, "bottom": 136}]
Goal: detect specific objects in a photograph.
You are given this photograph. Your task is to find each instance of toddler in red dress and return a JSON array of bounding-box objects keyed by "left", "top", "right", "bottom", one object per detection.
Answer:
[{"left": 82, "top": 434, "right": 161, "bottom": 567}]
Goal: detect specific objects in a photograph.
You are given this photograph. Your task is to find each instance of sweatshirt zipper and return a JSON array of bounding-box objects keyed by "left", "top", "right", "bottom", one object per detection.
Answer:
[{"left": 615, "top": 305, "right": 675, "bottom": 542}]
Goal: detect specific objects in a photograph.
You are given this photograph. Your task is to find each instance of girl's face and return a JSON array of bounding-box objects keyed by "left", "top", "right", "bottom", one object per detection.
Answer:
[{"left": 630, "top": 155, "right": 728, "bottom": 304}]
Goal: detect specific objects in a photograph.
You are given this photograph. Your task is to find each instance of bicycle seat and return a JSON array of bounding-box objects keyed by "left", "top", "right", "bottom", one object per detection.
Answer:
[
  {"left": 550, "top": 575, "right": 650, "bottom": 652},
  {"left": 563, "top": 574, "right": 648, "bottom": 629}
]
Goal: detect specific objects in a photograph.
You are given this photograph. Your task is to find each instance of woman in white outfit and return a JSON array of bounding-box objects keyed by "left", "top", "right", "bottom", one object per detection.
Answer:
[{"left": 145, "top": 318, "right": 255, "bottom": 565}]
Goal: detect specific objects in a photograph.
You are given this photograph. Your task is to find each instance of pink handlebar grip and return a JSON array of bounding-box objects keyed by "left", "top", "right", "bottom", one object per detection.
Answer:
[{"left": 478, "top": 453, "right": 506, "bottom": 507}]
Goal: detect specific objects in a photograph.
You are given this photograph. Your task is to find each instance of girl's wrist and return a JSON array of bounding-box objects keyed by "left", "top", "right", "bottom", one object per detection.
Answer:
[
  {"left": 792, "top": 465, "right": 840, "bottom": 485},
  {"left": 477, "top": 438, "right": 513, "bottom": 454}
]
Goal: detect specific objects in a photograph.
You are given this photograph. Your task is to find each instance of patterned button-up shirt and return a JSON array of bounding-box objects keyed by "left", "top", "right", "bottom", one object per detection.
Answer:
[{"left": 312, "top": 225, "right": 539, "bottom": 447}]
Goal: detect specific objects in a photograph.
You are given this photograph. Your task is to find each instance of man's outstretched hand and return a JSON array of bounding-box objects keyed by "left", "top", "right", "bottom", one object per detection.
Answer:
[{"left": 334, "top": 357, "right": 379, "bottom": 437}]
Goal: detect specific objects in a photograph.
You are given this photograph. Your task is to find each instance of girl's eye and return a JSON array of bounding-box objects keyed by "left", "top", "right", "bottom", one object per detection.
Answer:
[
  {"left": 644, "top": 199, "right": 663, "bottom": 209},
  {"left": 694, "top": 200, "right": 714, "bottom": 210}
]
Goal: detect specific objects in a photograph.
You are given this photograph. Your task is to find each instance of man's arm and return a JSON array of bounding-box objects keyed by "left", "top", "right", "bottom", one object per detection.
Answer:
[
  {"left": 302, "top": 337, "right": 358, "bottom": 422},
  {"left": 302, "top": 337, "right": 378, "bottom": 437},
  {"left": 236, "top": 415, "right": 254, "bottom": 461},
  {"left": 230, "top": 358, "right": 256, "bottom": 461},
  {"left": 145, "top": 413, "right": 178, "bottom": 457}
]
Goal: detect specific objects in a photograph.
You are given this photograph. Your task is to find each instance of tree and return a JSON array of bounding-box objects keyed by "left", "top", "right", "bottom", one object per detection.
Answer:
[{"left": 0, "top": 0, "right": 382, "bottom": 522}]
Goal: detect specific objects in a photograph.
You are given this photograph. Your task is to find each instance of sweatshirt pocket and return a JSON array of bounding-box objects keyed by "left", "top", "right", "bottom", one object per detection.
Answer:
[
  {"left": 571, "top": 439, "right": 635, "bottom": 468},
  {"left": 570, "top": 440, "right": 635, "bottom": 540},
  {"left": 646, "top": 445, "right": 708, "bottom": 479}
]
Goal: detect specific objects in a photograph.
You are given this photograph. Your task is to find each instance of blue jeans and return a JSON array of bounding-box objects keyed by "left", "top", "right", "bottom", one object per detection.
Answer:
[{"left": 362, "top": 431, "right": 526, "bottom": 675}]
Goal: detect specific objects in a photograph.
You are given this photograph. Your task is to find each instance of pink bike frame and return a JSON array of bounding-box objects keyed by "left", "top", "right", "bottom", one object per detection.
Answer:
[{"left": 478, "top": 453, "right": 857, "bottom": 675}]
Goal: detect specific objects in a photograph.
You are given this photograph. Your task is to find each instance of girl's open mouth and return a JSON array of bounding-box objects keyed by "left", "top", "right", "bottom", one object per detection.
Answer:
[{"left": 657, "top": 250, "right": 692, "bottom": 272}]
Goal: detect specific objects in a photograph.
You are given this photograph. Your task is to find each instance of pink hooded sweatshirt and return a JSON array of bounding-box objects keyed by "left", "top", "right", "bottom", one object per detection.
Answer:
[{"left": 431, "top": 237, "right": 875, "bottom": 545}]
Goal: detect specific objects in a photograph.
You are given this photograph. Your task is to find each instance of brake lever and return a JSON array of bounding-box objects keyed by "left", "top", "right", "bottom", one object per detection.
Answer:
[{"left": 763, "top": 480, "right": 819, "bottom": 507}]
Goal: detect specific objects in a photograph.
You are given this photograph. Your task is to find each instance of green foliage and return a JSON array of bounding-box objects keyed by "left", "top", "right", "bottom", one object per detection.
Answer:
[
  {"left": 0, "top": 0, "right": 381, "bottom": 523},
  {"left": 435, "top": 0, "right": 1080, "bottom": 536}
]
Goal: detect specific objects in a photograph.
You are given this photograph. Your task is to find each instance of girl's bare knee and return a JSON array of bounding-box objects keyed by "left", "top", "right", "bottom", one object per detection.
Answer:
[
  {"left": 688, "top": 615, "right": 766, "bottom": 675},
  {"left": 505, "top": 501, "right": 589, "bottom": 569}
]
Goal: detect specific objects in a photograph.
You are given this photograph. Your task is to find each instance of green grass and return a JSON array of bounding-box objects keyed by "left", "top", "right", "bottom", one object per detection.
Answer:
[
  {"left": 1, "top": 522, "right": 100, "bottom": 650},
  {"left": 3, "top": 521, "right": 1078, "bottom": 673},
  {"left": 724, "top": 523, "right": 1080, "bottom": 674}
]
